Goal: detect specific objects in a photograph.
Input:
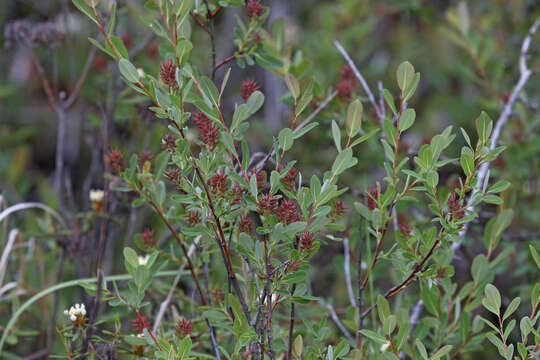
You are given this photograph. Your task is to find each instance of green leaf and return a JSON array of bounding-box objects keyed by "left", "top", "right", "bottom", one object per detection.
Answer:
[
  {"left": 488, "top": 180, "right": 511, "bottom": 194},
  {"left": 530, "top": 245, "right": 540, "bottom": 269},
  {"left": 220, "top": 132, "right": 238, "bottom": 157},
  {"left": 461, "top": 128, "right": 472, "bottom": 148},
  {"left": 176, "top": 39, "right": 193, "bottom": 67},
  {"left": 398, "top": 108, "right": 416, "bottom": 132},
  {"left": 383, "top": 118, "right": 397, "bottom": 147},
  {"left": 415, "top": 339, "right": 428, "bottom": 360},
  {"left": 123, "top": 247, "right": 139, "bottom": 269},
  {"left": 482, "top": 194, "right": 503, "bottom": 205},
  {"left": 359, "top": 330, "right": 387, "bottom": 345},
  {"left": 346, "top": 99, "right": 363, "bottom": 136},
  {"left": 156, "top": 181, "right": 165, "bottom": 206},
  {"left": 426, "top": 170, "right": 439, "bottom": 188},
  {"left": 154, "top": 151, "right": 170, "bottom": 178},
  {"left": 231, "top": 104, "right": 249, "bottom": 131},
  {"left": 107, "top": 2, "right": 117, "bottom": 35},
  {"left": 249, "top": 173, "right": 258, "bottom": 198},
  {"left": 331, "top": 148, "right": 357, "bottom": 176},
  {"left": 200, "top": 76, "right": 220, "bottom": 107},
  {"left": 475, "top": 111, "right": 493, "bottom": 145},
  {"left": 118, "top": 59, "right": 140, "bottom": 83},
  {"left": 432, "top": 345, "right": 453, "bottom": 359},
  {"left": 296, "top": 81, "right": 313, "bottom": 117},
  {"left": 382, "top": 315, "right": 397, "bottom": 335},
  {"left": 88, "top": 37, "right": 115, "bottom": 58},
  {"left": 354, "top": 201, "right": 371, "bottom": 220},
  {"left": 350, "top": 128, "right": 380, "bottom": 148},
  {"left": 403, "top": 72, "right": 420, "bottom": 101},
  {"left": 486, "top": 333, "right": 505, "bottom": 356},
  {"left": 383, "top": 89, "right": 397, "bottom": 116},
  {"left": 396, "top": 61, "right": 415, "bottom": 91},
  {"left": 502, "top": 297, "right": 520, "bottom": 321},
  {"left": 293, "top": 335, "right": 303, "bottom": 358},
  {"left": 460, "top": 147, "right": 474, "bottom": 176},
  {"left": 278, "top": 128, "right": 294, "bottom": 151},
  {"left": 246, "top": 91, "right": 264, "bottom": 115},
  {"left": 293, "top": 122, "right": 319, "bottom": 139},
  {"left": 483, "top": 284, "right": 501, "bottom": 315},
  {"left": 72, "top": 0, "right": 98, "bottom": 24},
  {"left": 471, "top": 254, "right": 489, "bottom": 282},
  {"left": 331, "top": 120, "right": 341, "bottom": 152},
  {"left": 377, "top": 295, "right": 390, "bottom": 324},
  {"left": 284, "top": 73, "right": 300, "bottom": 99},
  {"left": 110, "top": 36, "right": 128, "bottom": 58}
]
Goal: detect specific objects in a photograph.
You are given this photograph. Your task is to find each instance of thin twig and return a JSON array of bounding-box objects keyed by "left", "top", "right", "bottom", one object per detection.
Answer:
[
  {"left": 326, "top": 303, "right": 354, "bottom": 342},
  {"left": 254, "top": 91, "right": 337, "bottom": 174},
  {"left": 333, "top": 40, "right": 383, "bottom": 120},
  {"left": 152, "top": 236, "right": 200, "bottom": 332},
  {"left": 64, "top": 46, "right": 97, "bottom": 109},
  {"left": 343, "top": 237, "right": 356, "bottom": 307},
  {"left": 356, "top": 225, "right": 364, "bottom": 346},
  {"left": 452, "top": 16, "right": 540, "bottom": 251}
]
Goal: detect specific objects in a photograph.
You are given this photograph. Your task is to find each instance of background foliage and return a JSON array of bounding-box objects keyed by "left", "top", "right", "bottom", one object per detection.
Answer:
[{"left": 0, "top": 0, "right": 539, "bottom": 359}]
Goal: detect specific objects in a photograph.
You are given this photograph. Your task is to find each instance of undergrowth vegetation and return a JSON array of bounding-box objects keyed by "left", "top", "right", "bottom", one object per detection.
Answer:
[{"left": 0, "top": 1, "right": 539, "bottom": 359}]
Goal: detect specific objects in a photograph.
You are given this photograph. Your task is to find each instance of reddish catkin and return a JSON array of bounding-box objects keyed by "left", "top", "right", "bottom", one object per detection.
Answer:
[
  {"left": 165, "top": 168, "right": 182, "bottom": 184},
  {"left": 209, "top": 172, "right": 229, "bottom": 196},
  {"left": 256, "top": 170, "right": 266, "bottom": 189},
  {"left": 258, "top": 193, "right": 278, "bottom": 214},
  {"left": 106, "top": 148, "right": 124, "bottom": 173},
  {"left": 397, "top": 214, "right": 412, "bottom": 236},
  {"left": 186, "top": 211, "right": 200, "bottom": 226},
  {"left": 340, "top": 65, "right": 358, "bottom": 86},
  {"left": 160, "top": 59, "right": 177, "bottom": 88},
  {"left": 275, "top": 199, "right": 302, "bottom": 225},
  {"left": 300, "top": 232, "right": 315, "bottom": 254},
  {"left": 175, "top": 318, "right": 192, "bottom": 338},
  {"left": 241, "top": 78, "right": 260, "bottom": 101},
  {"left": 239, "top": 215, "right": 253, "bottom": 234},
  {"left": 211, "top": 288, "right": 225, "bottom": 303},
  {"left": 192, "top": 111, "right": 219, "bottom": 149},
  {"left": 246, "top": 0, "right": 265, "bottom": 18},
  {"left": 282, "top": 166, "right": 298, "bottom": 189},
  {"left": 141, "top": 228, "right": 157, "bottom": 247},
  {"left": 161, "top": 133, "right": 176, "bottom": 153},
  {"left": 336, "top": 79, "right": 355, "bottom": 101},
  {"left": 132, "top": 316, "right": 150, "bottom": 333},
  {"left": 138, "top": 150, "right": 154, "bottom": 170},
  {"left": 367, "top": 188, "right": 379, "bottom": 210},
  {"left": 331, "top": 199, "right": 346, "bottom": 218}
]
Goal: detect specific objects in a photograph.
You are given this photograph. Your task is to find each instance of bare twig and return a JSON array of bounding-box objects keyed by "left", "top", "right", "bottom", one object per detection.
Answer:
[
  {"left": 0, "top": 230, "right": 19, "bottom": 288},
  {"left": 325, "top": 303, "right": 354, "bottom": 342},
  {"left": 343, "top": 238, "right": 356, "bottom": 307},
  {"left": 333, "top": 40, "right": 383, "bottom": 120},
  {"left": 0, "top": 202, "right": 65, "bottom": 227},
  {"left": 254, "top": 91, "right": 337, "bottom": 174},
  {"left": 452, "top": 16, "right": 540, "bottom": 252},
  {"left": 152, "top": 236, "right": 200, "bottom": 333},
  {"left": 63, "top": 47, "right": 97, "bottom": 109},
  {"left": 356, "top": 227, "right": 364, "bottom": 346}
]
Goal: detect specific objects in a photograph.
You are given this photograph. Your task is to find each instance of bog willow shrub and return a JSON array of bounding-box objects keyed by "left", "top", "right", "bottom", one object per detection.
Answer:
[{"left": 51, "top": 0, "right": 540, "bottom": 359}]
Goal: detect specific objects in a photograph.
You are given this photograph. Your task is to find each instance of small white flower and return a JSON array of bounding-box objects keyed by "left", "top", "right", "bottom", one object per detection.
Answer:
[
  {"left": 89, "top": 189, "right": 104, "bottom": 202},
  {"left": 64, "top": 303, "right": 86, "bottom": 322},
  {"left": 137, "top": 68, "right": 145, "bottom": 79},
  {"left": 380, "top": 341, "right": 390, "bottom": 352},
  {"left": 137, "top": 333, "right": 145, "bottom": 338},
  {"left": 138, "top": 255, "right": 150, "bottom": 266}
]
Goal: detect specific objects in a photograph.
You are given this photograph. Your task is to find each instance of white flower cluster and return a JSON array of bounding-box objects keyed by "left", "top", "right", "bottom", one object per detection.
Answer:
[
  {"left": 64, "top": 303, "right": 86, "bottom": 321},
  {"left": 138, "top": 255, "right": 150, "bottom": 266},
  {"left": 89, "top": 189, "right": 104, "bottom": 202}
]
